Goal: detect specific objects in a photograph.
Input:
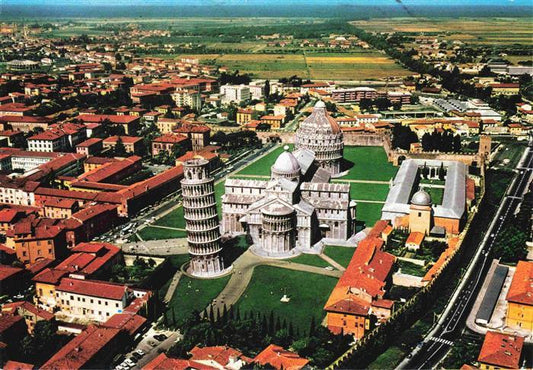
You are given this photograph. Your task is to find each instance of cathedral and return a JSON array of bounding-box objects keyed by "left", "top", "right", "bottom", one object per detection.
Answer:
[{"left": 221, "top": 101, "right": 356, "bottom": 258}]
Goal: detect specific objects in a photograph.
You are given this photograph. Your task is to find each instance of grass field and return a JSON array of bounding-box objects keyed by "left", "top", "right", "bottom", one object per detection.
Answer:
[
  {"left": 290, "top": 254, "right": 331, "bottom": 268},
  {"left": 425, "top": 187, "right": 444, "bottom": 206},
  {"left": 355, "top": 202, "right": 384, "bottom": 227},
  {"left": 323, "top": 246, "right": 356, "bottom": 268},
  {"left": 236, "top": 145, "right": 287, "bottom": 176},
  {"left": 138, "top": 227, "right": 186, "bottom": 240},
  {"left": 341, "top": 182, "right": 390, "bottom": 201},
  {"left": 397, "top": 260, "right": 427, "bottom": 277},
  {"left": 166, "top": 275, "right": 230, "bottom": 326},
  {"left": 235, "top": 266, "right": 338, "bottom": 332},
  {"left": 341, "top": 146, "right": 398, "bottom": 181}
]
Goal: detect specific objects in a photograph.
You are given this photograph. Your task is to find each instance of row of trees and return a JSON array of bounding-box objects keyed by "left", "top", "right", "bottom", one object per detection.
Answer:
[
  {"left": 421, "top": 130, "right": 462, "bottom": 153},
  {"left": 211, "top": 130, "right": 262, "bottom": 153},
  {"left": 167, "top": 305, "right": 351, "bottom": 368}
]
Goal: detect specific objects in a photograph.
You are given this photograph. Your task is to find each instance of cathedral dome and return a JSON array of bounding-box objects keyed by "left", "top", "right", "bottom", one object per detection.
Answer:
[
  {"left": 272, "top": 146, "right": 301, "bottom": 176},
  {"left": 411, "top": 189, "right": 431, "bottom": 206}
]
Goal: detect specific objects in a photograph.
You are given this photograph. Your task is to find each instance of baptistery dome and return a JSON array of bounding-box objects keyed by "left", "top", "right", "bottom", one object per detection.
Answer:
[
  {"left": 295, "top": 100, "right": 344, "bottom": 176},
  {"left": 271, "top": 146, "right": 301, "bottom": 182}
]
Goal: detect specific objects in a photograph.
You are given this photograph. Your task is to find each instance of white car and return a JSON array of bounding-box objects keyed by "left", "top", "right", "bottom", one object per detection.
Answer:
[
  {"left": 124, "top": 359, "right": 135, "bottom": 367},
  {"left": 135, "top": 349, "right": 145, "bottom": 356}
]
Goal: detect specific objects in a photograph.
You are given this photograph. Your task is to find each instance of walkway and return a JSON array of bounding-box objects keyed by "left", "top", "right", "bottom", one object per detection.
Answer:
[
  {"left": 149, "top": 225, "right": 187, "bottom": 231},
  {"left": 334, "top": 179, "right": 390, "bottom": 184},
  {"left": 121, "top": 238, "right": 188, "bottom": 256},
  {"left": 319, "top": 253, "right": 346, "bottom": 272},
  {"left": 164, "top": 271, "right": 182, "bottom": 303}
]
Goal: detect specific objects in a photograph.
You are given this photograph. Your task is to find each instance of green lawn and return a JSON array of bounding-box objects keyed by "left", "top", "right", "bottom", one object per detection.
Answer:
[
  {"left": 397, "top": 260, "right": 427, "bottom": 277},
  {"left": 290, "top": 253, "right": 330, "bottom": 268},
  {"left": 368, "top": 346, "right": 406, "bottom": 370},
  {"left": 138, "top": 227, "right": 187, "bottom": 240},
  {"left": 335, "top": 181, "right": 390, "bottom": 201},
  {"left": 355, "top": 202, "right": 384, "bottom": 227},
  {"left": 425, "top": 187, "right": 444, "bottom": 206},
  {"left": 235, "top": 266, "right": 338, "bottom": 333},
  {"left": 154, "top": 206, "right": 186, "bottom": 228},
  {"left": 237, "top": 145, "right": 288, "bottom": 176},
  {"left": 341, "top": 146, "right": 398, "bottom": 181},
  {"left": 323, "top": 246, "right": 356, "bottom": 268},
  {"left": 166, "top": 275, "right": 230, "bottom": 327}
]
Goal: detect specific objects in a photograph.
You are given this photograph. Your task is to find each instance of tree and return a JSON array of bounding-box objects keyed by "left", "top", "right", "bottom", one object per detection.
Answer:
[
  {"left": 359, "top": 98, "right": 373, "bottom": 112},
  {"left": 264, "top": 79, "right": 270, "bottom": 98},
  {"left": 453, "top": 135, "right": 462, "bottom": 152},
  {"left": 438, "top": 163, "right": 445, "bottom": 181},
  {"left": 493, "top": 224, "right": 527, "bottom": 263},
  {"left": 114, "top": 136, "right": 127, "bottom": 157},
  {"left": 375, "top": 97, "right": 391, "bottom": 111}
]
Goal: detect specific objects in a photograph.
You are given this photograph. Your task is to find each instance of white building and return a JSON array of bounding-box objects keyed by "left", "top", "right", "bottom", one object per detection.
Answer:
[
  {"left": 220, "top": 85, "right": 251, "bottom": 104},
  {"left": 172, "top": 88, "right": 202, "bottom": 110}
]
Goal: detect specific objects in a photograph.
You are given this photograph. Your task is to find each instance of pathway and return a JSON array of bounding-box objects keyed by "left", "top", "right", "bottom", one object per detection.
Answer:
[
  {"left": 334, "top": 179, "right": 390, "bottom": 184},
  {"left": 319, "top": 253, "right": 346, "bottom": 272},
  {"left": 352, "top": 199, "right": 386, "bottom": 204},
  {"left": 149, "top": 225, "right": 187, "bottom": 231},
  {"left": 164, "top": 271, "right": 182, "bottom": 303},
  {"left": 121, "top": 238, "right": 188, "bottom": 256}
]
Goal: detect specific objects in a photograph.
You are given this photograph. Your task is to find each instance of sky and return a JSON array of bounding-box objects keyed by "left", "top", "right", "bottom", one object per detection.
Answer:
[{"left": 3, "top": 0, "right": 533, "bottom": 5}]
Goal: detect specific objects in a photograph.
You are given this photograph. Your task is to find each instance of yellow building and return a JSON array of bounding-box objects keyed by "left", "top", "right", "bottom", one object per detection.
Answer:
[
  {"left": 505, "top": 261, "right": 533, "bottom": 332},
  {"left": 236, "top": 108, "right": 253, "bottom": 124}
]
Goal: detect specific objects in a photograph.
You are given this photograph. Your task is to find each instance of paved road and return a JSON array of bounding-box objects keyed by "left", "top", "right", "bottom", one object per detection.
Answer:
[
  {"left": 125, "top": 326, "right": 181, "bottom": 370},
  {"left": 400, "top": 144, "right": 532, "bottom": 369}
]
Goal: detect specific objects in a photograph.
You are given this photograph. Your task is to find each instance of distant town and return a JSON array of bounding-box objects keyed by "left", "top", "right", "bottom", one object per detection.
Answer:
[{"left": 0, "top": 9, "right": 531, "bottom": 370}]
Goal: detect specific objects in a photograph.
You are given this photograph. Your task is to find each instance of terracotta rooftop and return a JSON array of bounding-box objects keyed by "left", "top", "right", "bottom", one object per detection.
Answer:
[
  {"left": 506, "top": 261, "right": 533, "bottom": 306},
  {"left": 41, "top": 325, "right": 121, "bottom": 370},
  {"left": 477, "top": 331, "right": 524, "bottom": 369},
  {"left": 254, "top": 344, "right": 309, "bottom": 370},
  {"left": 143, "top": 353, "right": 216, "bottom": 370},
  {"left": 56, "top": 277, "right": 127, "bottom": 300}
]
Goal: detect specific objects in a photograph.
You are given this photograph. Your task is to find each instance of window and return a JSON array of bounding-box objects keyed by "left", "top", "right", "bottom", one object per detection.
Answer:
[
  {"left": 115, "top": 303, "right": 119, "bottom": 307},
  {"left": 418, "top": 212, "right": 422, "bottom": 217}
]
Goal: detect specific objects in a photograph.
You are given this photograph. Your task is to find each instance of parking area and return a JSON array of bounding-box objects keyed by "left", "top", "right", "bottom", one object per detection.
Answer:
[{"left": 114, "top": 326, "right": 181, "bottom": 370}]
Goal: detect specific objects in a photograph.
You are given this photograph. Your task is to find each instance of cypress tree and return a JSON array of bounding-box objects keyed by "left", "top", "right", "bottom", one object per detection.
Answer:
[
  {"left": 309, "top": 316, "right": 316, "bottom": 335},
  {"left": 268, "top": 310, "right": 275, "bottom": 335},
  {"left": 209, "top": 305, "right": 215, "bottom": 323}
]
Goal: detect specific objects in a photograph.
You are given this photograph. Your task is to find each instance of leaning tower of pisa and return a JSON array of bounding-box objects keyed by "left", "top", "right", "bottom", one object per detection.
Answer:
[{"left": 181, "top": 159, "right": 227, "bottom": 278}]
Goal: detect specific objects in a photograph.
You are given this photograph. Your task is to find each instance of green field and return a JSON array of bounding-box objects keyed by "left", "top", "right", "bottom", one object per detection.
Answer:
[
  {"left": 290, "top": 253, "right": 330, "bottom": 268},
  {"left": 154, "top": 206, "right": 186, "bottom": 229},
  {"left": 355, "top": 202, "right": 384, "bottom": 227},
  {"left": 235, "top": 266, "right": 338, "bottom": 332},
  {"left": 341, "top": 146, "right": 398, "bottom": 181},
  {"left": 425, "top": 187, "right": 444, "bottom": 206},
  {"left": 138, "top": 227, "right": 186, "bottom": 240},
  {"left": 338, "top": 182, "right": 390, "bottom": 202},
  {"left": 166, "top": 275, "right": 230, "bottom": 327},
  {"left": 397, "top": 260, "right": 427, "bottom": 277},
  {"left": 323, "top": 246, "right": 356, "bottom": 268},
  {"left": 368, "top": 346, "right": 406, "bottom": 370}
]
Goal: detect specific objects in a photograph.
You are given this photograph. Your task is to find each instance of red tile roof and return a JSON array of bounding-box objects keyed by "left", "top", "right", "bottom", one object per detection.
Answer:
[
  {"left": 143, "top": 353, "right": 216, "bottom": 370},
  {"left": 56, "top": 277, "right": 127, "bottom": 300},
  {"left": 3, "top": 361, "right": 34, "bottom": 370},
  {"left": 152, "top": 133, "right": 189, "bottom": 144},
  {"left": 0, "top": 264, "right": 24, "bottom": 281},
  {"left": 76, "top": 114, "right": 139, "bottom": 124},
  {"left": 506, "top": 261, "right": 533, "bottom": 306},
  {"left": 478, "top": 331, "right": 524, "bottom": 369},
  {"left": 254, "top": 344, "right": 309, "bottom": 370},
  {"left": 406, "top": 232, "right": 424, "bottom": 246},
  {"left": 41, "top": 325, "right": 121, "bottom": 370},
  {"left": 189, "top": 346, "right": 248, "bottom": 367},
  {"left": 103, "top": 312, "right": 146, "bottom": 336},
  {"left": 2, "top": 300, "right": 54, "bottom": 321},
  {"left": 0, "top": 208, "right": 20, "bottom": 223},
  {"left": 77, "top": 138, "right": 103, "bottom": 147}
]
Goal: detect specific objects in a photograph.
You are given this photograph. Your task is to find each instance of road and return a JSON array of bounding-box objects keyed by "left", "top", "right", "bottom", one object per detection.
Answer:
[{"left": 400, "top": 144, "right": 532, "bottom": 370}]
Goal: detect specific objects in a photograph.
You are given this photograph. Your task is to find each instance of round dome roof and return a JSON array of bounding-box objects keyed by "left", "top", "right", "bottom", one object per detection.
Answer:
[
  {"left": 314, "top": 100, "right": 326, "bottom": 109},
  {"left": 272, "top": 146, "right": 301, "bottom": 174},
  {"left": 411, "top": 189, "right": 431, "bottom": 206},
  {"left": 299, "top": 100, "right": 341, "bottom": 134}
]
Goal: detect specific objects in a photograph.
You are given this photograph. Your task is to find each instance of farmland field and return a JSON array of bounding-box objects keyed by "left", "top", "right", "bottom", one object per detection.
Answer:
[{"left": 351, "top": 18, "right": 533, "bottom": 46}]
